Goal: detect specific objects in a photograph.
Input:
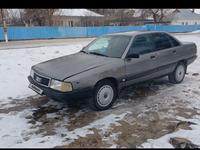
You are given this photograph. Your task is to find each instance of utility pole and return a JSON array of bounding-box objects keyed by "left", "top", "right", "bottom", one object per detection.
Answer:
[{"left": 1, "top": 9, "right": 8, "bottom": 42}]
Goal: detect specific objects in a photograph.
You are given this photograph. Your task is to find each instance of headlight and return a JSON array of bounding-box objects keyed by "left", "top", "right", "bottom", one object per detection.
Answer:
[
  {"left": 30, "top": 69, "right": 34, "bottom": 78},
  {"left": 50, "top": 79, "right": 72, "bottom": 92}
]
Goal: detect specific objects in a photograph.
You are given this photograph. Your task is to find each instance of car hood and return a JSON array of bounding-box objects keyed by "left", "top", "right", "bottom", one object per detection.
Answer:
[{"left": 32, "top": 52, "right": 113, "bottom": 80}]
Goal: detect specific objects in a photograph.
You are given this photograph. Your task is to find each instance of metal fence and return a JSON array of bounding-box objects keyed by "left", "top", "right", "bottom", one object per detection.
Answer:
[{"left": 0, "top": 24, "right": 200, "bottom": 41}]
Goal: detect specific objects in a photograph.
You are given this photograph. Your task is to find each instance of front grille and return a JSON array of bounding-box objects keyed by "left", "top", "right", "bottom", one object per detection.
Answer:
[{"left": 33, "top": 72, "right": 50, "bottom": 87}]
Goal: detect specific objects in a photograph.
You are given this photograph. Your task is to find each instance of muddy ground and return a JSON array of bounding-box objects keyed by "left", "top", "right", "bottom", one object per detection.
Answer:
[{"left": 1, "top": 73, "right": 200, "bottom": 148}]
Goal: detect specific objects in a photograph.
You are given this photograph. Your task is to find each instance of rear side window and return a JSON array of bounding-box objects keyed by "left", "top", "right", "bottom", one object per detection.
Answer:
[
  {"left": 128, "top": 34, "right": 155, "bottom": 55},
  {"left": 165, "top": 34, "right": 180, "bottom": 47},
  {"left": 151, "top": 33, "right": 172, "bottom": 51}
]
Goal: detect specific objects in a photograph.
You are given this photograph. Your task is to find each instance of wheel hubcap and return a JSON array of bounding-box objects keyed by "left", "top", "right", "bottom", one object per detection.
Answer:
[
  {"left": 175, "top": 65, "right": 185, "bottom": 82},
  {"left": 97, "top": 85, "right": 114, "bottom": 107}
]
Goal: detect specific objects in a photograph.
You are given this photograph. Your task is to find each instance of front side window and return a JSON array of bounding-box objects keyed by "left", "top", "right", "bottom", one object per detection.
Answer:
[
  {"left": 151, "top": 33, "right": 172, "bottom": 51},
  {"left": 83, "top": 35, "right": 131, "bottom": 58},
  {"left": 127, "top": 34, "right": 155, "bottom": 55}
]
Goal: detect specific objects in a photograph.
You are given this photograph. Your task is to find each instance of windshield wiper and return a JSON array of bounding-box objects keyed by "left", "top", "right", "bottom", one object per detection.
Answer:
[
  {"left": 89, "top": 52, "right": 108, "bottom": 57},
  {"left": 80, "top": 50, "right": 88, "bottom": 54}
]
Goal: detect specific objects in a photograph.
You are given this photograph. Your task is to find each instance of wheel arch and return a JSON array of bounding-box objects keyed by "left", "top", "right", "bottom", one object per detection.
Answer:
[
  {"left": 178, "top": 59, "right": 187, "bottom": 71},
  {"left": 179, "top": 59, "right": 187, "bottom": 66},
  {"left": 94, "top": 77, "right": 119, "bottom": 95}
]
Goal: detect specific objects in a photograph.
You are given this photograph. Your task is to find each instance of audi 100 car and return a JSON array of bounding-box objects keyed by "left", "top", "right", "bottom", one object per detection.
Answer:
[{"left": 28, "top": 31, "right": 197, "bottom": 110}]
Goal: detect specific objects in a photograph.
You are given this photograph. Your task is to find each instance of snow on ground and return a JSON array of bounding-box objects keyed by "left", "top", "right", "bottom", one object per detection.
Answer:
[
  {"left": 0, "top": 33, "right": 200, "bottom": 148},
  {"left": 4, "top": 109, "right": 130, "bottom": 148},
  {"left": 0, "top": 38, "right": 133, "bottom": 147},
  {"left": 140, "top": 116, "right": 200, "bottom": 148},
  {"left": 0, "top": 42, "right": 89, "bottom": 106},
  {"left": 139, "top": 33, "right": 200, "bottom": 148},
  {"left": 191, "top": 30, "right": 200, "bottom": 33},
  {"left": 0, "top": 97, "right": 131, "bottom": 148},
  {"left": 0, "top": 110, "right": 33, "bottom": 147}
]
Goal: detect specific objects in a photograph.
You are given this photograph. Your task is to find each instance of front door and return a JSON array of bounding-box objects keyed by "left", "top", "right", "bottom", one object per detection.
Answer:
[{"left": 124, "top": 33, "right": 158, "bottom": 86}]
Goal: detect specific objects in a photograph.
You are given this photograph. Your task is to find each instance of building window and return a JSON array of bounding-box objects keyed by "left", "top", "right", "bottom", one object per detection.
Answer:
[
  {"left": 69, "top": 21, "right": 73, "bottom": 27},
  {"left": 195, "top": 22, "right": 197, "bottom": 25},
  {"left": 59, "top": 21, "right": 63, "bottom": 26},
  {"left": 182, "top": 22, "right": 184, "bottom": 25},
  {"left": 185, "top": 22, "right": 188, "bottom": 25}
]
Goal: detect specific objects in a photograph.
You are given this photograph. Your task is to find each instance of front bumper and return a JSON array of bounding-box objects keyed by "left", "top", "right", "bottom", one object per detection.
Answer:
[{"left": 28, "top": 76, "right": 93, "bottom": 102}]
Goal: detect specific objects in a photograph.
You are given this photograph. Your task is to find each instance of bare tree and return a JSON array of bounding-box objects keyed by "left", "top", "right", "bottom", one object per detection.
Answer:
[
  {"left": 113, "top": 9, "right": 135, "bottom": 25},
  {"left": 5, "top": 9, "right": 24, "bottom": 25},
  {"left": 91, "top": 9, "right": 173, "bottom": 24},
  {"left": 0, "top": 10, "right": 3, "bottom": 25},
  {"left": 94, "top": 9, "right": 136, "bottom": 26},
  {"left": 139, "top": 9, "right": 173, "bottom": 24},
  {"left": 45, "top": 9, "right": 58, "bottom": 26},
  {"left": 21, "top": 9, "right": 58, "bottom": 26},
  {"left": 0, "top": 9, "right": 9, "bottom": 24}
]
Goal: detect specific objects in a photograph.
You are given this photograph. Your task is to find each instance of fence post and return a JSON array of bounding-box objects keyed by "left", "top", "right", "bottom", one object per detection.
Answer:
[
  {"left": 1, "top": 9, "right": 8, "bottom": 42},
  {"left": 3, "top": 21, "right": 8, "bottom": 42}
]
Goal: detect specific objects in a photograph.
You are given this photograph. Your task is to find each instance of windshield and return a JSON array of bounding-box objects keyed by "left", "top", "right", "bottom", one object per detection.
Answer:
[{"left": 82, "top": 35, "right": 131, "bottom": 58}]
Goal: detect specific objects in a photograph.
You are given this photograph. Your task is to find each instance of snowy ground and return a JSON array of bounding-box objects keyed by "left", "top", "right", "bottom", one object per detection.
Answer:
[
  {"left": 0, "top": 42, "right": 90, "bottom": 105},
  {"left": 0, "top": 33, "right": 200, "bottom": 148}
]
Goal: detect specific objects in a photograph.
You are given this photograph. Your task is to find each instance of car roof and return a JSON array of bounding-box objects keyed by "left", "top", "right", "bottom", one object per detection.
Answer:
[{"left": 106, "top": 31, "right": 168, "bottom": 37}]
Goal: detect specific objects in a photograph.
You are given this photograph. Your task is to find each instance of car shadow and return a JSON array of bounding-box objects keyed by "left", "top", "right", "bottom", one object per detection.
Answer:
[
  {"left": 118, "top": 77, "right": 174, "bottom": 101},
  {"left": 30, "top": 77, "right": 174, "bottom": 123},
  {"left": 31, "top": 76, "right": 174, "bottom": 117},
  {"left": 23, "top": 77, "right": 177, "bottom": 137}
]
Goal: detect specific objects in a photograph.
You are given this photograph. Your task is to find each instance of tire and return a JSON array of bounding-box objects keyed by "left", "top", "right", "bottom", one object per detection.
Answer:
[
  {"left": 168, "top": 62, "right": 186, "bottom": 84},
  {"left": 89, "top": 80, "right": 117, "bottom": 111}
]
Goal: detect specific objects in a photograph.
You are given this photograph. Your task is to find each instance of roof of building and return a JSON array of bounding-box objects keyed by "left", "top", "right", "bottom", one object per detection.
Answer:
[
  {"left": 53, "top": 9, "right": 104, "bottom": 17},
  {"left": 167, "top": 9, "right": 200, "bottom": 21}
]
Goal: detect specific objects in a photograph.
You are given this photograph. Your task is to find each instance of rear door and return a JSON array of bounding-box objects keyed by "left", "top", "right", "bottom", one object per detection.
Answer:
[
  {"left": 164, "top": 33, "right": 182, "bottom": 62},
  {"left": 150, "top": 33, "right": 180, "bottom": 76},
  {"left": 124, "top": 33, "right": 159, "bottom": 85}
]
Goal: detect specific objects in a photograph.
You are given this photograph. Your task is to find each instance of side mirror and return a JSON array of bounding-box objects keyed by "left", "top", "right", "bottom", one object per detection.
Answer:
[{"left": 126, "top": 53, "right": 140, "bottom": 58}]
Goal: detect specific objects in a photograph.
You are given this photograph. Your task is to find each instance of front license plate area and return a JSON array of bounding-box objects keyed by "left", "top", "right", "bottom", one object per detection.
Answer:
[{"left": 29, "top": 84, "right": 43, "bottom": 95}]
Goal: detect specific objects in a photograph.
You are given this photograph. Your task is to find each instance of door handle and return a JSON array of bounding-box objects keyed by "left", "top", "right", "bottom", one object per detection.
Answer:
[
  {"left": 125, "top": 58, "right": 132, "bottom": 62},
  {"left": 172, "top": 50, "right": 177, "bottom": 54},
  {"left": 150, "top": 55, "right": 156, "bottom": 59}
]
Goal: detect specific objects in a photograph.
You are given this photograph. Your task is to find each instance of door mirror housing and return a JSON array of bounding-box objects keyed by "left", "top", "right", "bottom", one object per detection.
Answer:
[{"left": 126, "top": 53, "right": 140, "bottom": 58}]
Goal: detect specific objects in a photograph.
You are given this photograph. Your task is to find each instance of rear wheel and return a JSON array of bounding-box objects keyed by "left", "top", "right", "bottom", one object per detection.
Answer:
[
  {"left": 168, "top": 62, "right": 186, "bottom": 84},
  {"left": 89, "top": 80, "right": 117, "bottom": 111}
]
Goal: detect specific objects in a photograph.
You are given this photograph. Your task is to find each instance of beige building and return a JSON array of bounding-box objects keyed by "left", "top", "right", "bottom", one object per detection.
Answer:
[
  {"left": 167, "top": 9, "right": 200, "bottom": 25},
  {"left": 53, "top": 9, "right": 104, "bottom": 27}
]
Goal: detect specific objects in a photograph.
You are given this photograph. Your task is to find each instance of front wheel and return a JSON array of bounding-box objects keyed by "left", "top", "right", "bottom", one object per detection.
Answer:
[
  {"left": 168, "top": 62, "right": 186, "bottom": 84},
  {"left": 89, "top": 80, "right": 117, "bottom": 111}
]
